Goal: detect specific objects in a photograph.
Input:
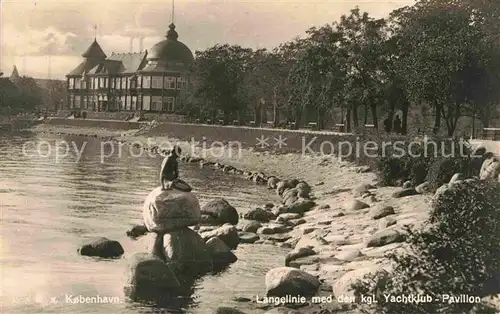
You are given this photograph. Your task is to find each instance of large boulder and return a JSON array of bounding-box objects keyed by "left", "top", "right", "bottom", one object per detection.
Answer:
[
  {"left": 124, "top": 253, "right": 182, "bottom": 300},
  {"left": 366, "top": 229, "right": 406, "bottom": 247},
  {"left": 415, "top": 181, "right": 431, "bottom": 194},
  {"left": 392, "top": 188, "right": 419, "bottom": 198},
  {"left": 285, "top": 247, "right": 316, "bottom": 267},
  {"left": 449, "top": 173, "right": 465, "bottom": 184},
  {"left": 287, "top": 199, "right": 315, "bottom": 214},
  {"left": 369, "top": 205, "right": 395, "bottom": 220},
  {"left": 343, "top": 199, "right": 369, "bottom": 211},
  {"left": 143, "top": 187, "right": 201, "bottom": 233},
  {"left": 126, "top": 224, "right": 148, "bottom": 238},
  {"left": 162, "top": 227, "right": 213, "bottom": 277},
  {"left": 332, "top": 265, "right": 388, "bottom": 299},
  {"left": 276, "top": 181, "right": 293, "bottom": 196},
  {"left": 265, "top": 267, "right": 320, "bottom": 297},
  {"left": 243, "top": 208, "right": 275, "bottom": 223},
  {"left": 78, "top": 237, "right": 124, "bottom": 258},
  {"left": 352, "top": 183, "right": 376, "bottom": 197},
  {"left": 201, "top": 198, "right": 239, "bottom": 225},
  {"left": 203, "top": 225, "right": 240, "bottom": 249},
  {"left": 480, "top": 157, "right": 500, "bottom": 181},
  {"left": 295, "top": 182, "right": 311, "bottom": 198},
  {"left": 238, "top": 231, "right": 260, "bottom": 244},
  {"left": 282, "top": 188, "right": 299, "bottom": 206},
  {"left": 205, "top": 237, "right": 237, "bottom": 269},
  {"left": 268, "top": 177, "right": 280, "bottom": 190},
  {"left": 241, "top": 220, "right": 262, "bottom": 233}
]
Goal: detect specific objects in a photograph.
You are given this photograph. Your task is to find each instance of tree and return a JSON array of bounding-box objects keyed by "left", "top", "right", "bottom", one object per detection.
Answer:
[
  {"left": 42, "top": 80, "right": 67, "bottom": 112},
  {"left": 336, "top": 8, "right": 389, "bottom": 132},
  {"left": 0, "top": 75, "right": 40, "bottom": 120},
  {"left": 391, "top": 0, "right": 500, "bottom": 136},
  {"left": 191, "top": 44, "right": 253, "bottom": 125}
]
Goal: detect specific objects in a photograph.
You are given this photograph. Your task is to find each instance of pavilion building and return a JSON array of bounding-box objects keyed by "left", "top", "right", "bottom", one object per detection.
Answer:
[{"left": 65, "top": 23, "right": 193, "bottom": 113}]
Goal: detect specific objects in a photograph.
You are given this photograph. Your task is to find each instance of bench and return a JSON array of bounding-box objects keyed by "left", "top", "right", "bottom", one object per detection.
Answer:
[{"left": 307, "top": 122, "right": 318, "bottom": 130}]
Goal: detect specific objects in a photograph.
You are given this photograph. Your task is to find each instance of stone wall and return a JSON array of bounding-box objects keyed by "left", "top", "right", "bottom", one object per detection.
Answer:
[
  {"left": 54, "top": 110, "right": 186, "bottom": 123},
  {"left": 45, "top": 118, "right": 143, "bottom": 130}
]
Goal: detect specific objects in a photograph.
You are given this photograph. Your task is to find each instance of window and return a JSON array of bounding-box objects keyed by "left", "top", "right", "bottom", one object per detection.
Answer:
[
  {"left": 151, "top": 96, "right": 162, "bottom": 111},
  {"left": 119, "top": 96, "right": 126, "bottom": 110},
  {"left": 81, "top": 96, "right": 87, "bottom": 109},
  {"left": 130, "top": 77, "right": 137, "bottom": 89},
  {"left": 103, "top": 78, "right": 108, "bottom": 88},
  {"left": 74, "top": 96, "right": 81, "bottom": 109},
  {"left": 164, "top": 77, "right": 176, "bottom": 89},
  {"left": 126, "top": 96, "right": 131, "bottom": 110},
  {"left": 68, "top": 78, "right": 74, "bottom": 89},
  {"left": 142, "top": 76, "right": 151, "bottom": 88},
  {"left": 121, "top": 77, "right": 127, "bottom": 90},
  {"left": 176, "top": 77, "right": 188, "bottom": 90},
  {"left": 152, "top": 76, "right": 163, "bottom": 89},
  {"left": 93, "top": 78, "right": 98, "bottom": 89},
  {"left": 137, "top": 95, "right": 142, "bottom": 110},
  {"left": 131, "top": 96, "right": 137, "bottom": 111},
  {"left": 74, "top": 78, "right": 81, "bottom": 89},
  {"left": 81, "top": 80, "right": 87, "bottom": 89},
  {"left": 69, "top": 95, "right": 75, "bottom": 108},
  {"left": 142, "top": 95, "right": 151, "bottom": 110},
  {"left": 164, "top": 97, "right": 175, "bottom": 112}
]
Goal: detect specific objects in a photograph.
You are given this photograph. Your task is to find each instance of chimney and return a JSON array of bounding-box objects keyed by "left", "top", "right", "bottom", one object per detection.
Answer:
[
  {"left": 139, "top": 37, "right": 144, "bottom": 52},
  {"left": 129, "top": 37, "right": 134, "bottom": 52}
]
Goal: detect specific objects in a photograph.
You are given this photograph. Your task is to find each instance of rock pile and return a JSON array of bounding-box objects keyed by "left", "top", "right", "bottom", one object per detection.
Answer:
[{"left": 124, "top": 186, "right": 239, "bottom": 301}]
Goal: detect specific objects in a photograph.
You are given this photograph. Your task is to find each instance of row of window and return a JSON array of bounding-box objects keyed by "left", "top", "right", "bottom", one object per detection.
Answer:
[
  {"left": 68, "top": 95, "right": 176, "bottom": 112},
  {"left": 68, "top": 76, "right": 188, "bottom": 90}
]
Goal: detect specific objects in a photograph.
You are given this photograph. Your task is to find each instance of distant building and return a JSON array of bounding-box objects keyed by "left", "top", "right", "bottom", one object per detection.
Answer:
[
  {"left": 65, "top": 23, "right": 194, "bottom": 113},
  {"left": 10, "top": 65, "right": 20, "bottom": 83}
]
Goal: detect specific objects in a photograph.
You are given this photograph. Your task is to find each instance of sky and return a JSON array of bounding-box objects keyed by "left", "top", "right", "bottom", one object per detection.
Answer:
[{"left": 0, "top": 0, "right": 414, "bottom": 80}]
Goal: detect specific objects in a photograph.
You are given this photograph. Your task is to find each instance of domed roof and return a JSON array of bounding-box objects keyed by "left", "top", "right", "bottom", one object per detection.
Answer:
[{"left": 147, "top": 24, "right": 194, "bottom": 64}]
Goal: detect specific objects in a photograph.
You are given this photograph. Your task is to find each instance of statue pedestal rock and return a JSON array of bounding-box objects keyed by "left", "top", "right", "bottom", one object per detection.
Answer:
[
  {"left": 126, "top": 155, "right": 239, "bottom": 300},
  {"left": 143, "top": 187, "right": 201, "bottom": 233}
]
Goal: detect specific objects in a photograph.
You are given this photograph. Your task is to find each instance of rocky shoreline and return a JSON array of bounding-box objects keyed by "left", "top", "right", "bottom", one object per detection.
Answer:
[{"left": 29, "top": 124, "right": 499, "bottom": 313}]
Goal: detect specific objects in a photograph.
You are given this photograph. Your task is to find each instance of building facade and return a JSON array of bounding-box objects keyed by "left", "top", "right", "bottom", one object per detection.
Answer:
[{"left": 66, "top": 23, "right": 193, "bottom": 113}]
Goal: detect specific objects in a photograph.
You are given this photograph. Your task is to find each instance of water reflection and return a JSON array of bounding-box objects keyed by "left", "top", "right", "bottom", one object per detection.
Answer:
[{"left": 0, "top": 132, "right": 286, "bottom": 314}]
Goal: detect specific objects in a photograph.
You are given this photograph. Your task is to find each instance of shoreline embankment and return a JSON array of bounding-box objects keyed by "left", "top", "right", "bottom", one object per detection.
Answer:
[{"left": 24, "top": 118, "right": 499, "bottom": 313}]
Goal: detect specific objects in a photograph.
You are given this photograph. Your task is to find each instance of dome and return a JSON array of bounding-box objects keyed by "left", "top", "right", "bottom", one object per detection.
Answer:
[{"left": 147, "top": 24, "right": 194, "bottom": 64}]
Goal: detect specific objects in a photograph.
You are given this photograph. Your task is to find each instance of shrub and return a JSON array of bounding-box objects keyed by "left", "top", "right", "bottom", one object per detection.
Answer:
[
  {"left": 375, "top": 156, "right": 408, "bottom": 186},
  {"left": 370, "top": 136, "right": 472, "bottom": 187},
  {"left": 353, "top": 179, "right": 500, "bottom": 314}
]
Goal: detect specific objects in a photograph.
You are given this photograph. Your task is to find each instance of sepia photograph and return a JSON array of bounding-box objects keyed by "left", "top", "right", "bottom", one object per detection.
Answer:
[{"left": 1, "top": 0, "right": 500, "bottom": 313}]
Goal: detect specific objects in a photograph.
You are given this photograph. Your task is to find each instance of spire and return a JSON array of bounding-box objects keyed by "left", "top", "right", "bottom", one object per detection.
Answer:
[
  {"left": 82, "top": 39, "right": 107, "bottom": 59},
  {"left": 166, "top": 0, "right": 178, "bottom": 40},
  {"left": 11, "top": 65, "right": 20, "bottom": 79},
  {"left": 93, "top": 24, "right": 97, "bottom": 40},
  {"left": 171, "top": 0, "right": 175, "bottom": 24}
]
